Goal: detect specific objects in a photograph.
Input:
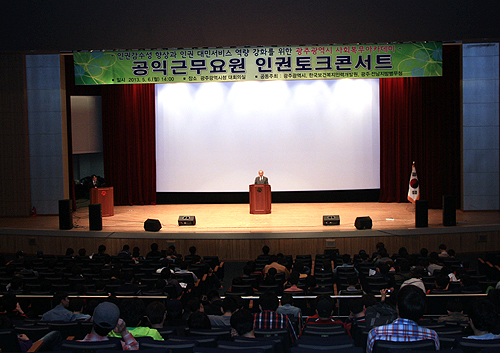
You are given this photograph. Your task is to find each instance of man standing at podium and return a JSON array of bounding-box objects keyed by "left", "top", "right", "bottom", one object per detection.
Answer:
[{"left": 254, "top": 170, "right": 269, "bottom": 185}]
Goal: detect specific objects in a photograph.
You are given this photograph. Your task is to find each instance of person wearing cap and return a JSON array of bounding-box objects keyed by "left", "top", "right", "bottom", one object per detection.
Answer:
[
  {"left": 300, "top": 295, "right": 343, "bottom": 335},
  {"left": 80, "top": 301, "right": 139, "bottom": 350}
]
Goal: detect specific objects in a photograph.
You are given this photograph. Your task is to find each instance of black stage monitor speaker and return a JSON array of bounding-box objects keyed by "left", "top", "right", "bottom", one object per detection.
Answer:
[
  {"left": 443, "top": 195, "right": 456, "bottom": 226},
  {"left": 323, "top": 215, "right": 340, "bottom": 226},
  {"left": 89, "top": 203, "right": 102, "bottom": 231},
  {"left": 355, "top": 216, "right": 372, "bottom": 230},
  {"left": 58, "top": 199, "right": 73, "bottom": 230},
  {"left": 415, "top": 200, "right": 428, "bottom": 228},
  {"left": 178, "top": 215, "right": 196, "bottom": 226},
  {"left": 144, "top": 219, "right": 162, "bottom": 232}
]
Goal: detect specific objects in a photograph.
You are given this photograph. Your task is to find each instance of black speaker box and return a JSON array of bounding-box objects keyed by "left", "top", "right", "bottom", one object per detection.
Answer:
[
  {"left": 355, "top": 216, "right": 372, "bottom": 230},
  {"left": 443, "top": 195, "right": 456, "bottom": 226},
  {"left": 323, "top": 215, "right": 340, "bottom": 226},
  {"left": 415, "top": 200, "right": 428, "bottom": 227},
  {"left": 178, "top": 215, "right": 196, "bottom": 226},
  {"left": 89, "top": 203, "right": 102, "bottom": 231},
  {"left": 144, "top": 219, "right": 162, "bottom": 231},
  {"left": 58, "top": 199, "right": 73, "bottom": 230}
]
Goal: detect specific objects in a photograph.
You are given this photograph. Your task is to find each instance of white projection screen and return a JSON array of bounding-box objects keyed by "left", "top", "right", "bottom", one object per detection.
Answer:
[{"left": 156, "top": 79, "right": 380, "bottom": 193}]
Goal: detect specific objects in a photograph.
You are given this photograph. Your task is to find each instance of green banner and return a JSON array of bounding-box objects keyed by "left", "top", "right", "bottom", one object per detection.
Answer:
[{"left": 74, "top": 42, "right": 442, "bottom": 85}]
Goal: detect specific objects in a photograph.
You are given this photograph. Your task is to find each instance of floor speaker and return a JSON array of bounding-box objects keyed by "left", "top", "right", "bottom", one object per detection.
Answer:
[
  {"left": 58, "top": 199, "right": 73, "bottom": 230},
  {"left": 323, "top": 215, "right": 340, "bottom": 225},
  {"left": 178, "top": 216, "right": 196, "bottom": 226},
  {"left": 443, "top": 195, "right": 456, "bottom": 226},
  {"left": 355, "top": 216, "right": 372, "bottom": 230},
  {"left": 144, "top": 219, "right": 162, "bottom": 231},
  {"left": 415, "top": 200, "right": 428, "bottom": 227},
  {"left": 89, "top": 203, "right": 102, "bottom": 231}
]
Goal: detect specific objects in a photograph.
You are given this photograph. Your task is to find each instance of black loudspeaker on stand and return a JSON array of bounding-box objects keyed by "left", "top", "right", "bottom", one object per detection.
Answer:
[
  {"left": 58, "top": 199, "right": 73, "bottom": 230},
  {"left": 89, "top": 204, "right": 102, "bottom": 231},
  {"left": 415, "top": 200, "right": 428, "bottom": 227},
  {"left": 443, "top": 195, "right": 456, "bottom": 226}
]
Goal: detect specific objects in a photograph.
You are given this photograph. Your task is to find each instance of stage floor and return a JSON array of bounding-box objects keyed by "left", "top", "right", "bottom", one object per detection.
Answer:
[{"left": 1, "top": 202, "right": 500, "bottom": 237}]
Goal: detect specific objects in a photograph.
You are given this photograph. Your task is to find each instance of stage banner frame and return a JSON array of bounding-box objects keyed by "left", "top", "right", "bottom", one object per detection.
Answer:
[{"left": 73, "top": 42, "right": 442, "bottom": 85}]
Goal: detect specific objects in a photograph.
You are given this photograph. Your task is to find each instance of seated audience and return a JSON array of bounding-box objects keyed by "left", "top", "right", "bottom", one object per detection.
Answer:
[
  {"left": 438, "top": 244, "right": 449, "bottom": 257},
  {"left": 41, "top": 291, "right": 78, "bottom": 321},
  {"left": 188, "top": 311, "right": 211, "bottom": 329},
  {"left": 437, "top": 299, "right": 468, "bottom": 323},
  {"left": 79, "top": 301, "right": 139, "bottom": 350},
  {"left": 334, "top": 254, "right": 359, "bottom": 275},
  {"left": 146, "top": 243, "right": 162, "bottom": 259},
  {"left": 284, "top": 272, "right": 304, "bottom": 293},
  {"left": 263, "top": 255, "right": 290, "bottom": 279},
  {"left": 366, "top": 285, "right": 440, "bottom": 353},
  {"left": 277, "top": 293, "right": 302, "bottom": 331},
  {"left": 109, "top": 298, "right": 163, "bottom": 340},
  {"left": 146, "top": 301, "right": 167, "bottom": 329},
  {"left": 117, "top": 245, "right": 131, "bottom": 258},
  {"left": 203, "top": 290, "right": 224, "bottom": 315},
  {"left": 301, "top": 295, "right": 343, "bottom": 334},
  {"left": 463, "top": 299, "right": 500, "bottom": 340},
  {"left": 208, "top": 295, "right": 242, "bottom": 327},
  {"left": 231, "top": 309, "right": 256, "bottom": 338},
  {"left": 254, "top": 291, "right": 296, "bottom": 343}
]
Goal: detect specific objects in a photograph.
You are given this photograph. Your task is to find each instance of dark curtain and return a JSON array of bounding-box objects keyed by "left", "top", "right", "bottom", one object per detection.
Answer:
[
  {"left": 101, "top": 84, "right": 156, "bottom": 205},
  {"left": 379, "top": 45, "right": 461, "bottom": 208}
]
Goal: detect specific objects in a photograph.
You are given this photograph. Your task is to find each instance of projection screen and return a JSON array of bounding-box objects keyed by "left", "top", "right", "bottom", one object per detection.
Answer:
[{"left": 156, "top": 79, "right": 380, "bottom": 192}]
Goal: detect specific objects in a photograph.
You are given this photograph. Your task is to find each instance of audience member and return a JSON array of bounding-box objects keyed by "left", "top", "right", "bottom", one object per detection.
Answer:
[
  {"left": 146, "top": 301, "right": 167, "bottom": 329},
  {"left": 41, "top": 291, "right": 78, "bottom": 321},
  {"left": 79, "top": 301, "right": 139, "bottom": 350},
  {"left": 188, "top": 311, "right": 211, "bottom": 329},
  {"left": 301, "top": 295, "right": 343, "bottom": 334},
  {"left": 231, "top": 309, "right": 255, "bottom": 338},
  {"left": 366, "top": 285, "right": 439, "bottom": 353},
  {"left": 208, "top": 295, "right": 242, "bottom": 327},
  {"left": 146, "top": 243, "right": 162, "bottom": 259},
  {"left": 109, "top": 298, "right": 163, "bottom": 340},
  {"left": 117, "top": 245, "right": 131, "bottom": 258},
  {"left": 437, "top": 299, "right": 468, "bottom": 323},
  {"left": 284, "top": 272, "right": 304, "bottom": 293},
  {"left": 68, "top": 297, "right": 91, "bottom": 320},
  {"left": 263, "top": 255, "right": 290, "bottom": 278},
  {"left": 203, "top": 290, "right": 224, "bottom": 315},
  {"left": 254, "top": 291, "right": 296, "bottom": 343},
  {"left": 463, "top": 299, "right": 500, "bottom": 339},
  {"left": 438, "top": 244, "right": 449, "bottom": 257},
  {"left": 334, "top": 254, "right": 359, "bottom": 275}
]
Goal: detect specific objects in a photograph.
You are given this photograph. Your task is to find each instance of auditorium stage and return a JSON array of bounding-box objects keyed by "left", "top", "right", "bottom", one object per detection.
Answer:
[{"left": 1, "top": 202, "right": 500, "bottom": 260}]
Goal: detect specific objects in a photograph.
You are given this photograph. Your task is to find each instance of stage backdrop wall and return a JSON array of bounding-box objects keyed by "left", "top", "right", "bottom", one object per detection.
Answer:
[{"left": 93, "top": 45, "right": 460, "bottom": 207}]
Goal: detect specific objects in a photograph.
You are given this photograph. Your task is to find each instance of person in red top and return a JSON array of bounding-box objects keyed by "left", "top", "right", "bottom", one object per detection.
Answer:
[{"left": 300, "top": 295, "right": 343, "bottom": 335}]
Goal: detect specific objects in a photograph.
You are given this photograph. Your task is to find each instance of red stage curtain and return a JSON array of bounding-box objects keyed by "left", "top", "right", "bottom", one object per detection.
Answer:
[
  {"left": 101, "top": 84, "right": 156, "bottom": 205},
  {"left": 379, "top": 45, "right": 461, "bottom": 208}
]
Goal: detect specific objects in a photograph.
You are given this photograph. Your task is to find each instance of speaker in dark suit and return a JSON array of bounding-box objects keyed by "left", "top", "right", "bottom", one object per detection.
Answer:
[
  {"left": 415, "top": 200, "right": 428, "bottom": 227},
  {"left": 89, "top": 203, "right": 102, "bottom": 231},
  {"left": 58, "top": 199, "right": 73, "bottom": 230},
  {"left": 144, "top": 219, "right": 162, "bottom": 231},
  {"left": 355, "top": 216, "right": 372, "bottom": 230},
  {"left": 443, "top": 195, "right": 456, "bottom": 226}
]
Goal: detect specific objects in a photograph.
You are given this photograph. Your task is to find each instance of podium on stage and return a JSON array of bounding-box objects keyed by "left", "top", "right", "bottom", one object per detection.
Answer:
[
  {"left": 249, "top": 184, "right": 271, "bottom": 214},
  {"left": 90, "top": 187, "right": 114, "bottom": 217}
]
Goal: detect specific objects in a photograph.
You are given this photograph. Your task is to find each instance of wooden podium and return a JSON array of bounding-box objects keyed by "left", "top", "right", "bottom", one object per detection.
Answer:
[
  {"left": 249, "top": 184, "right": 271, "bottom": 214},
  {"left": 90, "top": 187, "right": 114, "bottom": 217}
]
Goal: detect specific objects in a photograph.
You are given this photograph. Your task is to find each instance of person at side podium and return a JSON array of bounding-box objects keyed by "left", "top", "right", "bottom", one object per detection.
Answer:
[
  {"left": 254, "top": 170, "right": 269, "bottom": 185},
  {"left": 90, "top": 174, "right": 103, "bottom": 188}
]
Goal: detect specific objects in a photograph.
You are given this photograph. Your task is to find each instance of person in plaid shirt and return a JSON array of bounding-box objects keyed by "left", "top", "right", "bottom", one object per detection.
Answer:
[
  {"left": 366, "top": 285, "right": 439, "bottom": 353},
  {"left": 253, "top": 291, "right": 297, "bottom": 343}
]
